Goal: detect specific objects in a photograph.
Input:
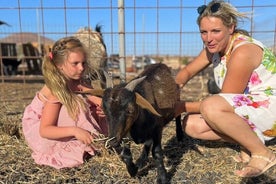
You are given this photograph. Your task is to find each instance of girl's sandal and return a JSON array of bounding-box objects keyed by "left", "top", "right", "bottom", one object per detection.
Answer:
[{"left": 236, "top": 154, "right": 276, "bottom": 177}]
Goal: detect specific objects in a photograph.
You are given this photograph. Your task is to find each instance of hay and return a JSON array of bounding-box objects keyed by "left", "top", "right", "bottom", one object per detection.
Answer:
[
  {"left": 0, "top": 77, "right": 275, "bottom": 184},
  {"left": 74, "top": 26, "right": 108, "bottom": 89},
  {"left": 74, "top": 26, "right": 107, "bottom": 71}
]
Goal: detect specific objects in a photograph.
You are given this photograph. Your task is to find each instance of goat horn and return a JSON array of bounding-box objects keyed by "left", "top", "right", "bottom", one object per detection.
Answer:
[
  {"left": 76, "top": 89, "right": 104, "bottom": 97},
  {"left": 135, "top": 93, "right": 161, "bottom": 117},
  {"left": 103, "top": 70, "right": 113, "bottom": 88},
  {"left": 125, "top": 76, "right": 146, "bottom": 91}
]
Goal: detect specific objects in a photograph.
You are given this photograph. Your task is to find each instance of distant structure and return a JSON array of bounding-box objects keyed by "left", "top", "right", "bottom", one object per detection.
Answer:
[{"left": 0, "top": 32, "right": 54, "bottom": 75}]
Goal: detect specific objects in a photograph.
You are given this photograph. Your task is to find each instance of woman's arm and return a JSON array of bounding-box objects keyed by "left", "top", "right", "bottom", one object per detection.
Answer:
[
  {"left": 175, "top": 101, "right": 202, "bottom": 116},
  {"left": 175, "top": 49, "right": 212, "bottom": 114},
  {"left": 175, "top": 49, "right": 211, "bottom": 87}
]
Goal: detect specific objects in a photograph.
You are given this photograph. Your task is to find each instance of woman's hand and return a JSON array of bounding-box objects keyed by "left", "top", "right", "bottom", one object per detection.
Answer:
[
  {"left": 174, "top": 101, "right": 186, "bottom": 117},
  {"left": 73, "top": 127, "right": 94, "bottom": 145}
]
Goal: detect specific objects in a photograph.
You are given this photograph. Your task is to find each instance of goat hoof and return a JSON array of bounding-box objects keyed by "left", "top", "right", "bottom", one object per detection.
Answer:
[
  {"left": 136, "top": 158, "right": 149, "bottom": 169},
  {"left": 157, "top": 169, "right": 168, "bottom": 184},
  {"left": 127, "top": 165, "right": 138, "bottom": 177},
  {"left": 157, "top": 177, "right": 168, "bottom": 184}
]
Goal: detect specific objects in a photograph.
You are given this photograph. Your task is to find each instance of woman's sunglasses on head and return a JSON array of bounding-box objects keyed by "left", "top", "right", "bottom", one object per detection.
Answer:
[{"left": 197, "top": 2, "right": 221, "bottom": 15}]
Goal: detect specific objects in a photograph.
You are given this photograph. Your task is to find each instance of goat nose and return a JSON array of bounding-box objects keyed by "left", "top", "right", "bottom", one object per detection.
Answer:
[{"left": 106, "top": 139, "right": 122, "bottom": 154}]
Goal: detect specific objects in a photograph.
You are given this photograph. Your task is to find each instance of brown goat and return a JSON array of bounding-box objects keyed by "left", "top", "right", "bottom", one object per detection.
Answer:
[{"left": 80, "top": 63, "right": 183, "bottom": 184}]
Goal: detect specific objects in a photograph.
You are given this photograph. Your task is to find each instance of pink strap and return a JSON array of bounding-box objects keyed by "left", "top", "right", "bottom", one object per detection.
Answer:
[{"left": 37, "top": 92, "right": 60, "bottom": 104}]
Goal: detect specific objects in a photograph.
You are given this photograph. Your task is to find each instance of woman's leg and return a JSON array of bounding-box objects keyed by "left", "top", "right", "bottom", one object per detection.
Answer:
[
  {"left": 184, "top": 113, "right": 251, "bottom": 162},
  {"left": 200, "top": 95, "right": 276, "bottom": 177},
  {"left": 183, "top": 114, "right": 221, "bottom": 140},
  {"left": 232, "top": 146, "right": 251, "bottom": 163}
]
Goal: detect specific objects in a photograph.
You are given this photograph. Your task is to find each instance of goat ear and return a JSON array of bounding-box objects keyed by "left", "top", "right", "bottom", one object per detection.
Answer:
[
  {"left": 135, "top": 92, "right": 161, "bottom": 117},
  {"left": 125, "top": 76, "right": 146, "bottom": 91},
  {"left": 76, "top": 89, "right": 104, "bottom": 97}
]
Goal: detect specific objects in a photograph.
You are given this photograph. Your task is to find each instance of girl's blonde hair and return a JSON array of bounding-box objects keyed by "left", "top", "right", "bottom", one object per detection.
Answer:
[
  {"left": 197, "top": 0, "right": 249, "bottom": 33},
  {"left": 42, "top": 36, "right": 87, "bottom": 121}
]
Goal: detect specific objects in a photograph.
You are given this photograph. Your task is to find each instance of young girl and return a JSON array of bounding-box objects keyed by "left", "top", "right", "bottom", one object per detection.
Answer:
[
  {"left": 22, "top": 36, "right": 108, "bottom": 169},
  {"left": 175, "top": 0, "right": 276, "bottom": 177}
]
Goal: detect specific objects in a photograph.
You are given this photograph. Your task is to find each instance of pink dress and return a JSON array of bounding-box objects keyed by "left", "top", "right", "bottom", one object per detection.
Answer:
[{"left": 22, "top": 92, "right": 108, "bottom": 169}]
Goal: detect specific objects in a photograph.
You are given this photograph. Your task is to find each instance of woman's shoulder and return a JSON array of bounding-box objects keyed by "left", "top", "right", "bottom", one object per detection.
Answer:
[
  {"left": 230, "top": 35, "right": 263, "bottom": 69},
  {"left": 234, "top": 33, "right": 264, "bottom": 49}
]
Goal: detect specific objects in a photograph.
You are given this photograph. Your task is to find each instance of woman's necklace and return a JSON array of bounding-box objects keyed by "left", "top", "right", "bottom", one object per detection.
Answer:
[{"left": 224, "top": 34, "right": 238, "bottom": 63}]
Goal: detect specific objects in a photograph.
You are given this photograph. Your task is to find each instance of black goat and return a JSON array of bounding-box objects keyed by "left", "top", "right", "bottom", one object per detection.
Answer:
[
  {"left": 81, "top": 63, "right": 183, "bottom": 183},
  {"left": 2, "top": 59, "right": 21, "bottom": 75}
]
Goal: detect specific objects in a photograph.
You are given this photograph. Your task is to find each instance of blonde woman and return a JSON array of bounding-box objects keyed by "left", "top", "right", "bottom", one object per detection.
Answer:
[
  {"left": 22, "top": 36, "right": 108, "bottom": 169},
  {"left": 175, "top": 0, "right": 276, "bottom": 177}
]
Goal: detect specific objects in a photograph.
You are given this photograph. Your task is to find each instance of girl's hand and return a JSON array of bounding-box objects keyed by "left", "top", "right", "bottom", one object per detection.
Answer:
[
  {"left": 73, "top": 127, "right": 93, "bottom": 145},
  {"left": 86, "top": 95, "right": 106, "bottom": 117},
  {"left": 87, "top": 95, "right": 102, "bottom": 107},
  {"left": 95, "top": 105, "right": 105, "bottom": 117}
]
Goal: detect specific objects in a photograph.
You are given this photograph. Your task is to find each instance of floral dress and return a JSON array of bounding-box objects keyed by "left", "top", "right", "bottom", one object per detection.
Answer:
[{"left": 212, "top": 33, "right": 276, "bottom": 143}]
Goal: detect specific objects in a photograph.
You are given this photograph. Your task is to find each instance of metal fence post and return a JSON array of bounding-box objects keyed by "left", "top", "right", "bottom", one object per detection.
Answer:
[{"left": 118, "top": 0, "right": 126, "bottom": 83}]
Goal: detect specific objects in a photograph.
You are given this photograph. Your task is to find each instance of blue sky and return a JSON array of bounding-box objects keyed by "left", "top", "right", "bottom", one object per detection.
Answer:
[{"left": 0, "top": 0, "right": 275, "bottom": 56}]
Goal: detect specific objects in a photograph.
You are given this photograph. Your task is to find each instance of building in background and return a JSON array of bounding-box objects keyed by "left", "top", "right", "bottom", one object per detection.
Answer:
[{"left": 0, "top": 32, "right": 54, "bottom": 75}]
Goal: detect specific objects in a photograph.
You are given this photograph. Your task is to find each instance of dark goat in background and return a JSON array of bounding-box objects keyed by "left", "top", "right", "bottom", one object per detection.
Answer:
[{"left": 80, "top": 63, "right": 183, "bottom": 183}]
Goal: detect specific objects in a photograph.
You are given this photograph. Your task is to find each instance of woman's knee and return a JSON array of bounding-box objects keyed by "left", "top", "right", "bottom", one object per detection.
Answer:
[
  {"left": 183, "top": 114, "right": 222, "bottom": 140},
  {"left": 200, "top": 95, "right": 232, "bottom": 121},
  {"left": 183, "top": 115, "right": 206, "bottom": 139}
]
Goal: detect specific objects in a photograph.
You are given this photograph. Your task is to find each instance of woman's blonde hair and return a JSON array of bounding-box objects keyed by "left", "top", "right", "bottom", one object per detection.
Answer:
[
  {"left": 197, "top": 0, "right": 249, "bottom": 33},
  {"left": 42, "top": 36, "right": 87, "bottom": 121}
]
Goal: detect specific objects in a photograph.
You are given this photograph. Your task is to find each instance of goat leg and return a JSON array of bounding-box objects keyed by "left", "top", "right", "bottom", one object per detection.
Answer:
[
  {"left": 120, "top": 145, "right": 138, "bottom": 177},
  {"left": 152, "top": 140, "right": 167, "bottom": 184},
  {"left": 175, "top": 115, "right": 184, "bottom": 141},
  {"left": 135, "top": 140, "right": 152, "bottom": 169}
]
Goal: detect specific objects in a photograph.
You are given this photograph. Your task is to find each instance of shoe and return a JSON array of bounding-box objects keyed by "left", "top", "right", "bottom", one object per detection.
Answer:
[{"left": 236, "top": 154, "right": 276, "bottom": 177}]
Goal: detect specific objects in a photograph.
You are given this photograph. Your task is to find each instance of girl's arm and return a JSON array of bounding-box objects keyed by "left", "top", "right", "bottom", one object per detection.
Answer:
[
  {"left": 78, "top": 84, "right": 105, "bottom": 117},
  {"left": 39, "top": 90, "right": 93, "bottom": 145},
  {"left": 86, "top": 95, "right": 105, "bottom": 117}
]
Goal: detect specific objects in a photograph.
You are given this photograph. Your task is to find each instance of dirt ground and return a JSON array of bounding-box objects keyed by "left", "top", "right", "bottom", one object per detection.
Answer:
[{"left": 0, "top": 72, "right": 276, "bottom": 184}]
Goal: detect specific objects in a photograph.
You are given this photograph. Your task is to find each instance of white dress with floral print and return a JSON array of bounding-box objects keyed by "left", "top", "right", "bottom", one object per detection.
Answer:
[{"left": 212, "top": 33, "right": 276, "bottom": 143}]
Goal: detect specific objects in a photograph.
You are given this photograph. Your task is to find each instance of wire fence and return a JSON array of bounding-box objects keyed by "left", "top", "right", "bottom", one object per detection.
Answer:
[{"left": 0, "top": 0, "right": 275, "bottom": 83}]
